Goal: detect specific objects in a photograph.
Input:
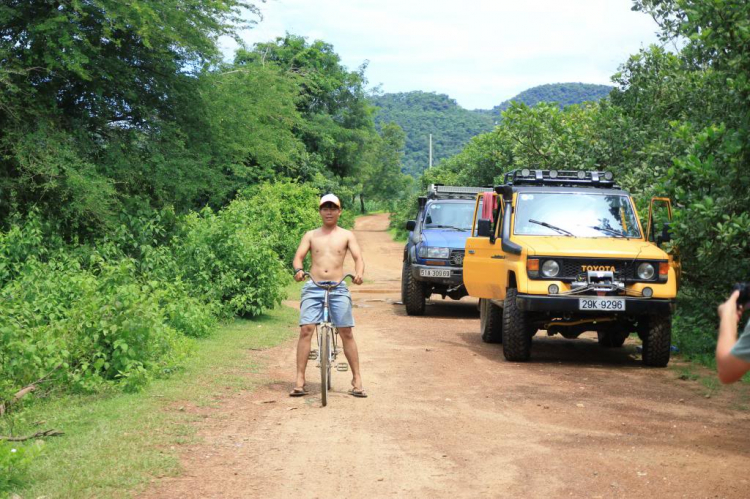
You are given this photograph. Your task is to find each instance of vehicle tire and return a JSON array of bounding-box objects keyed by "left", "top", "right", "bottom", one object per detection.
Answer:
[
  {"left": 502, "top": 288, "right": 532, "bottom": 361},
  {"left": 401, "top": 260, "right": 408, "bottom": 304},
  {"left": 320, "top": 326, "right": 330, "bottom": 406},
  {"left": 641, "top": 314, "right": 671, "bottom": 367},
  {"left": 480, "top": 298, "right": 503, "bottom": 343},
  {"left": 597, "top": 331, "right": 627, "bottom": 348},
  {"left": 403, "top": 263, "right": 426, "bottom": 316}
]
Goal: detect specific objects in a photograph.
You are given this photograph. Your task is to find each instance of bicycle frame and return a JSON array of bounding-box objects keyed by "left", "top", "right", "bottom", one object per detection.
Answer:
[{"left": 304, "top": 273, "right": 353, "bottom": 406}]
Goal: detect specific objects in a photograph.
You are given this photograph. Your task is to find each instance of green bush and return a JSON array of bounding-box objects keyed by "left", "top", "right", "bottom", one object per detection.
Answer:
[
  {"left": 0, "top": 180, "right": 350, "bottom": 405},
  {"left": 0, "top": 257, "right": 192, "bottom": 394},
  {"left": 389, "top": 191, "right": 420, "bottom": 241},
  {"left": 173, "top": 206, "right": 287, "bottom": 319},
  {"left": 0, "top": 440, "right": 44, "bottom": 494},
  {"left": 237, "top": 181, "right": 322, "bottom": 265}
]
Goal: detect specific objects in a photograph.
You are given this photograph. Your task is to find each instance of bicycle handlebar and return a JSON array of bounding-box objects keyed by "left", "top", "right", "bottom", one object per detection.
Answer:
[{"left": 302, "top": 272, "right": 355, "bottom": 289}]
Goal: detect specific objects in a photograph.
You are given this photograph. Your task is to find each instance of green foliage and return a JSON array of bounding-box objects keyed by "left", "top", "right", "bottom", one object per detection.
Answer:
[
  {"left": 479, "top": 83, "right": 613, "bottom": 119},
  {"left": 359, "top": 123, "right": 413, "bottom": 212},
  {"left": 0, "top": 255, "right": 192, "bottom": 395},
  {"left": 0, "top": 440, "right": 44, "bottom": 493},
  {"left": 236, "top": 34, "right": 375, "bottom": 180},
  {"left": 0, "top": 0, "right": 257, "bottom": 235},
  {"left": 174, "top": 206, "right": 287, "bottom": 319},
  {"left": 389, "top": 191, "right": 421, "bottom": 241},
  {"left": 0, "top": 181, "right": 319, "bottom": 405},
  {"left": 237, "top": 182, "right": 322, "bottom": 264}
]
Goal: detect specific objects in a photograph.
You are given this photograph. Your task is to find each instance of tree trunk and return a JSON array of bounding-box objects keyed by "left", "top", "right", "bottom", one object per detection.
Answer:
[{"left": 360, "top": 194, "right": 365, "bottom": 214}]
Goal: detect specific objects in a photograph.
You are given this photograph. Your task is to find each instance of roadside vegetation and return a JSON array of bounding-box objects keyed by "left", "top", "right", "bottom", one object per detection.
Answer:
[
  {"left": 393, "top": 0, "right": 750, "bottom": 365},
  {"left": 1, "top": 307, "right": 299, "bottom": 498}
]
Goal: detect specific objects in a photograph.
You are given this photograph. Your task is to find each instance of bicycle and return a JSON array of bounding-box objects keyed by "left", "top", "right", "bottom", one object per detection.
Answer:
[{"left": 304, "top": 272, "right": 354, "bottom": 407}]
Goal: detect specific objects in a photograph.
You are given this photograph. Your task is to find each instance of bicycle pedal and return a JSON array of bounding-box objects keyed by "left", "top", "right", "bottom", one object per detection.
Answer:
[
  {"left": 336, "top": 363, "right": 349, "bottom": 372},
  {"left": 308, "top": 350, "right": 318, "bottom": 360}
]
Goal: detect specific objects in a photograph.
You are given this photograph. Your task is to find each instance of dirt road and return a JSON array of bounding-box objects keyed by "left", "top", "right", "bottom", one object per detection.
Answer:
[{"left": 143, "top": 214, "right": 750, "bottom": 498}]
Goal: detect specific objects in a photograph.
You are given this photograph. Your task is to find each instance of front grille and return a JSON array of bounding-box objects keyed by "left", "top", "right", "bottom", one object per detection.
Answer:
[
  {"left": 541, "top": 258, "right": 657, "bottom": 282},
  {"left": 450, "top": 250, "right": 465, "bottom": 267}
]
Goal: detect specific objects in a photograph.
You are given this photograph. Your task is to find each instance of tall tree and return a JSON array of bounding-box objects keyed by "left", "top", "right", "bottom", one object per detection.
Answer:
[
  {"left": 235, "top": 35, "right": 375, "bottom": 179},
  {"left": 0, "top": 0, "right": 256, "bottom": 234},
  {"left": 360, "top": 123, "right": 410, "bottom": 212}
]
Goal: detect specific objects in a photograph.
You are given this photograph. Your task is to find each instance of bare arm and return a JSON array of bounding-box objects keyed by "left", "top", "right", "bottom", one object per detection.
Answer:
[
  {"left": 292, "top": 232, "right": 312, "bottom": 282},
  {"left": 348, "top": 231, "right": 365, "bottom": 285},
  {"left": 716, "top": 290, "right": 750, "bottom": 384}
]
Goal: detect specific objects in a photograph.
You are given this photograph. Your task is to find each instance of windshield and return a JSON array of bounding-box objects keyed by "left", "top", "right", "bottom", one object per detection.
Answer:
[
  {"left": 514, "top": 192, "right": 641, "bottom": 238},
  {"left": 423, "top": 201, "right": 481, "bottom": 231}
]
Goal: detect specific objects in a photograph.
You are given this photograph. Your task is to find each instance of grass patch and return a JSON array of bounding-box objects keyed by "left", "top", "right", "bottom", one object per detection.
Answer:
[{"left": 1, "top": 307, "right": 298, "bottom": 498}]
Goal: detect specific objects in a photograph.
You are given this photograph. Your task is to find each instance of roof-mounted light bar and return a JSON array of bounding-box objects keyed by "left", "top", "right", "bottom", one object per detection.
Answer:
[
  {"left": 502, "top": 169, "right": 617, "bottom": 187},
  {"left": 428, "top": 184, "right": 492, "bottom": 200}
]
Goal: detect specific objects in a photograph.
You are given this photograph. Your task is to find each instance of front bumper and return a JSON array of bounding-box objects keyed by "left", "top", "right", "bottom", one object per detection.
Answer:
[
  {"left": 411, "top": 264, "right": 464, "bottom": 286},
  {"left": 516, "top": 294, "right": 675, "bottom": 315}
]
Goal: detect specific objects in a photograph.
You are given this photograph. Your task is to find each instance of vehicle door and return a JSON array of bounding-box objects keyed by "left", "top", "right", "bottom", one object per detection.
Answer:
[
  {"left": 464, "top": 193, "right": 508, "bottom": 300},
  {"left": 647, "top": 197, "right": 681, "bottom": 287}
]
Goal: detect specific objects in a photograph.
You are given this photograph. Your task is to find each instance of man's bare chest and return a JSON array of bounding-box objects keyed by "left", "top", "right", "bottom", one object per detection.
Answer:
[{"left": 310, "top": 235, "right": 348, "bottom": 258}]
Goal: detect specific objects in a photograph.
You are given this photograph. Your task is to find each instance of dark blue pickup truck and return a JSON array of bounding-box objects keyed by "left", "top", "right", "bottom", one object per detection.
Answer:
[{"left": 401, "top": 184, "right": 488, "bottom": 315}]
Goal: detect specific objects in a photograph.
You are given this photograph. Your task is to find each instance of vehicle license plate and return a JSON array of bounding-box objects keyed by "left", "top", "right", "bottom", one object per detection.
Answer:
[
  {"left": 578, "top": 297, "right": 625, "bottom": 311},
  {"left": 420, "top": 269, "right": 451, "bottom": 278}
]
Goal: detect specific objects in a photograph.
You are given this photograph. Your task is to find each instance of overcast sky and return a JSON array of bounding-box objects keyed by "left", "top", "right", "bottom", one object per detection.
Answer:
[{"left": 221, "top": 0, "right": 662, "bottom": 110}]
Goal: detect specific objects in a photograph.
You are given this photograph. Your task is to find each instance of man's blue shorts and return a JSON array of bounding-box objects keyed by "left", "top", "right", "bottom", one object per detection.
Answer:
[{"left": 299, "top": 280, "right": 355, "bottom": 328}]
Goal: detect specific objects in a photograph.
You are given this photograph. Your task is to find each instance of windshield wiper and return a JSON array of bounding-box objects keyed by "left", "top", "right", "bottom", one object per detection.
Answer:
[
  {"left": 529, "top": 219, "right": 573, "bottom": 236},
  {"left": 588, "top": 225, "right": 627, "bottom": 238},
  {"left": 427, "top": 225, "right": 469, "bottom": 231}
]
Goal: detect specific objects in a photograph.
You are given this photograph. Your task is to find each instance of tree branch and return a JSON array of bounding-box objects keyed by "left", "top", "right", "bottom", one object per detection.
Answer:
[
  {"left": 0, "top": 430, "right": 65, "bottom": 442},
  {"left": 0, "top": 364, "right": 62, "bottom": 417}
]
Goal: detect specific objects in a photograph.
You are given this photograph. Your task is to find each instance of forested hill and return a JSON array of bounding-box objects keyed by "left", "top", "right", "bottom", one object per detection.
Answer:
[
  {"left": 478, "top": 82, "right": 613, "bottom": 118},
  {"left": 371, "top": 83, "right": 613, "bottom": 176},
  {"left": 370, "top": 92, "right": 494, "bottom": 176}
]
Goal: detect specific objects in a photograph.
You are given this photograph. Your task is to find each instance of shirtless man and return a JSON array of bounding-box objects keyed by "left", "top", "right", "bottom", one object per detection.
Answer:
[{"left": 290, "top": 194, "right": 366, "bottom": 398}]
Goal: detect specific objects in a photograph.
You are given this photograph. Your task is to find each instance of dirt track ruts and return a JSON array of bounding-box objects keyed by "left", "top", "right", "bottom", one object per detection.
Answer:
[{"left": 142, "top": 213, "right": 750, "bottom": 498}]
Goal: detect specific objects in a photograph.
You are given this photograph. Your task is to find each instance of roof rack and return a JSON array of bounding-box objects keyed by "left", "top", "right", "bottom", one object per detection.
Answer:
[
  {"left": 427, "top": 184, "right": 492, "bottom": 200},
  {"left": 502, "top": 169, "right": 618, "bottom": 188}
]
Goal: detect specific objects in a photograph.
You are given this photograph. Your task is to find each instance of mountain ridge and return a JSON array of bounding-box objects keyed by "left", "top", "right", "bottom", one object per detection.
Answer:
[{"left": 370, "top": 82, "right": 613, "bottom": 176}]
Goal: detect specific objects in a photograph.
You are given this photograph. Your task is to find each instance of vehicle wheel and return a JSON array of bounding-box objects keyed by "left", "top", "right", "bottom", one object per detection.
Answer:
[
  {"left": 597, "top": 331, "right": 627, "bottom": 348},
  {"left": 502, "top": 288, "right": 532, "bottom": 361},
  {"left": 320, "top": 326, "right": 330, "bottom": 406},
  {"left": 403, "top": 262, "right": 426, "bottom": 316},
  {"left": 641, "top": 314, "right": 671, "bottom": 367},
  {"left": 401, "top": 260, "right": 408, "bottom": 304},
  {"left": 480, "top": 298, "right": 503, "bottom": 343}
]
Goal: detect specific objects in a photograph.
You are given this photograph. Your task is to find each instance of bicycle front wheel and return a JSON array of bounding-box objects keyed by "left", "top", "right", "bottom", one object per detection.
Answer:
[{"left": 320, "top": 326, "right": 331, "bottom": 407}]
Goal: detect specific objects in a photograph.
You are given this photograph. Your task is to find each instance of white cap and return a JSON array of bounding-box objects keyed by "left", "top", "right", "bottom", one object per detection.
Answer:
[{"left": 319, "top": 193, "right": 341, "bottom": 208}]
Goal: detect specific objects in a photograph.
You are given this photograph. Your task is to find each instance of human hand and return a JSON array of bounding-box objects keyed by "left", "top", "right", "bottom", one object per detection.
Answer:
[
  {"left": 353, "top": 274, "right": 363, "bottom": 285},
  {"left": 294, "top": 270, "right": 305, "bottom": 282},
  {"left": 718, "top": 290, "right": 743, "bottom": 323}
]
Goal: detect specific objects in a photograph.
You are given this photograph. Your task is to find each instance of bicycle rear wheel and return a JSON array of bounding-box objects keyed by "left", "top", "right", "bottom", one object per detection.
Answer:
[{"left": 320, "top": 325, "right": 331, "bottom": 407}]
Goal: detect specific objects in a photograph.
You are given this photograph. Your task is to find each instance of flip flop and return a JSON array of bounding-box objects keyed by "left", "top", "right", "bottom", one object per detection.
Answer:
[
  {"left": 289, "top": 387, "right": 308, "bottom": 397},
  {"left": 348, "top": 388, "right": 368, "bottom": 398}
]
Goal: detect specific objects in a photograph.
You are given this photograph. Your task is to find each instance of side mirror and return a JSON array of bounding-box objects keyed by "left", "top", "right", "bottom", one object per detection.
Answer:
[
  {"left": 477, "top": 218, "right": 492, "bottom": 237},
  {"left": 657, "top": 222, "right": 672, "bottom": 245},
  {"left": 405, "top": 220, "right": 416, "bottom": 232}
]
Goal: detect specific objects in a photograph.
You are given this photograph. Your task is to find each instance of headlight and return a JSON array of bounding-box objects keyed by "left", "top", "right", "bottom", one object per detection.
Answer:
[
  {"left": 418, "top": 246, "right": 450, "bottom": 259},
  {"left": 541, "top": 260, "right": 560, "bottom": 278},
  {"left": 637, "top": 262, "right": 655, "bottom": 280}
]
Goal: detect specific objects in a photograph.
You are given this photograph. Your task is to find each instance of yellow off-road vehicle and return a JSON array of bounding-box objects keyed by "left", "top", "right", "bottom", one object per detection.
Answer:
[{"left": 464, "top": 169, "right": 679, "bottom": 367}]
